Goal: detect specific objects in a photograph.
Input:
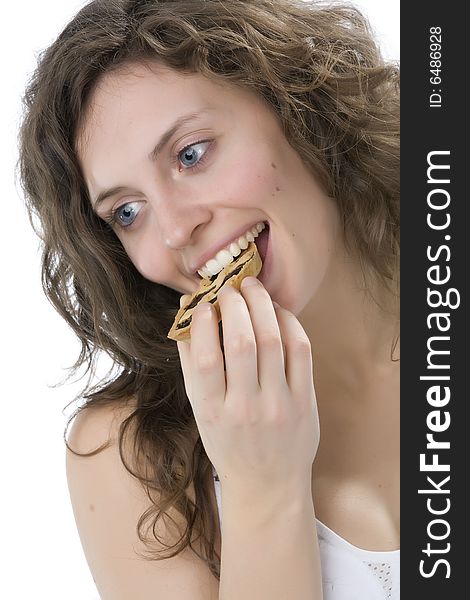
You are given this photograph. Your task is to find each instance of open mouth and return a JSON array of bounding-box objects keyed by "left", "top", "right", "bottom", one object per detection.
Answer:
[
  {"left": 254, "top": 222, "right": 269, "bottom": 265},
  {"left": 196, "top": 221, "right": 269, "bottom": 281}
]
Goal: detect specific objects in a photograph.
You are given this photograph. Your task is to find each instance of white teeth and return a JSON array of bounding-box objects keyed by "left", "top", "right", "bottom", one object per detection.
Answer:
[
  {"left": 229, "top": 242, "right": 241, "bottom": 257},
  {"left": 205, "top": 258, "right": 223, "bottom": 276},
  {"left": 215, "top": 249, "right": 234, "bottom": 267},
  {"left": 238, "top": 236, "right": 249, "bottom": 250},
  {"left": 199, "top": 265, "right": 212, "bottom": 278},
  {"left": 197, "top": 221, "right": 266, "bottom": 278}
]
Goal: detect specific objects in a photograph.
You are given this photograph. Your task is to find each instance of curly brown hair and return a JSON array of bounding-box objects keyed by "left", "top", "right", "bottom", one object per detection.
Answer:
[{"left": 17, "top": 0, "right": 399, "bottom": 581}]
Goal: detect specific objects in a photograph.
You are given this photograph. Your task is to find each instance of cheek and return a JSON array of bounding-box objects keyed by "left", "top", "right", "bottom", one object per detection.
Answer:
[
  {"left": 123, "top": 235, "right": 172, "bottom": 284},
  {"left": 216, "top": 149, "right": 278, "bottom": 208}
]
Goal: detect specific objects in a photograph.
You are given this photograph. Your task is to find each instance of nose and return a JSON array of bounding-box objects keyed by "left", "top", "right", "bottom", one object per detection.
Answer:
[{"left": 157, "top": 198, "right": 212, "bottom": 251}]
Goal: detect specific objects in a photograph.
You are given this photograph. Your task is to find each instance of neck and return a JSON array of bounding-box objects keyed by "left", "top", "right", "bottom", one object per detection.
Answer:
[{"left": 298, "top": 250, "right": 399, "bottom": 393}]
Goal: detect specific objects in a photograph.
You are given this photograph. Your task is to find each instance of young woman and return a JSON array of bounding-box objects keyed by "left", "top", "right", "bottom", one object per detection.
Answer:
[{"left": 18, "top": 1, "right": 399, "bottom": 598}]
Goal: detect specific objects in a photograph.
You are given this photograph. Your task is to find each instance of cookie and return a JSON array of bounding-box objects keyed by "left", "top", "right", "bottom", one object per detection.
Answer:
[{"left": 167, "top": 242, "right": 262, "bottom": 341}]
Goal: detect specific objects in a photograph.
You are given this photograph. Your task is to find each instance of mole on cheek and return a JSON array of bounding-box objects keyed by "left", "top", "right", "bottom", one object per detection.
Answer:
[
  {"left": 275, "top": 186, "right": 280, "bottom": 192},
  {"left": 271, "top": 162, "right": 277, "bottom": 169}
]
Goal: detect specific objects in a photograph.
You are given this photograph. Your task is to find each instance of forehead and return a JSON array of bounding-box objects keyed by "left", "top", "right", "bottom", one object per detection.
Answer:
[
  {"left": 77, "top": 61, "right": 251, "bottom": 153},
  {"left": 76, "top": 61, "right": 271, "bottom": 194}
]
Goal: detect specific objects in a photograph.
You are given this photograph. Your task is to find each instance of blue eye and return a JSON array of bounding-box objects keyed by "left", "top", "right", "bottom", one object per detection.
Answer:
[
  {"left": 178, "top": 141, "right": 211, "bottom": 169},
  {"left": 113, "top": 201, "right": 142, "bottom": 228}
]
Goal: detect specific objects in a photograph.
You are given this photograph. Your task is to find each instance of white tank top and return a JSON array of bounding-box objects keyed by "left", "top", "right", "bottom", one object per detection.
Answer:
[{"left": 212, "top": 467, "right": 400, "bottom": 599}]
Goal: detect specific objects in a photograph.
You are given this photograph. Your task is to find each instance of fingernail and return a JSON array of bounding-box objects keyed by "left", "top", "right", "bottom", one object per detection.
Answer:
[
  {"left": 195, "top": 302, "right": 213, "bottom": 316},
  {"left": 241, "top": 276, "right": 260, "bottom": 288},
  {"left": 218, "top": 284, "right": 236, "bottom": 296}
]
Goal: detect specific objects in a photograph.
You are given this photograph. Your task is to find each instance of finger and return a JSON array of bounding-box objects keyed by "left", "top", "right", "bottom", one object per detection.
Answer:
[
  {"left": 189, "top": 302, "right": 227, "bottom": 416},
  {"left": 217, "top": 283, "right": 260, "bottom": 398},
  {"left": 239, "top": 277, "right": 286, "bottom": 389},
  {"left": 273, "top": 304, "right": 315, "bottom": 401},
  {"left": 272, "top": 302, "right": 287, "bottom": 364}
]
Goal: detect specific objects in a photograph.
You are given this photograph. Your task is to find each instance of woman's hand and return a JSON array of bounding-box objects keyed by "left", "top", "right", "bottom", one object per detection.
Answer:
[{"left": 177, "top": 277, "right": 320, "bottom": 497}]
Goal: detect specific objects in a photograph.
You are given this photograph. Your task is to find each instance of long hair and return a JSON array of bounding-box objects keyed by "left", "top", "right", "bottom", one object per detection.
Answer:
[{"left": 18, "top": 0, "right": 399, "bottom": 580}]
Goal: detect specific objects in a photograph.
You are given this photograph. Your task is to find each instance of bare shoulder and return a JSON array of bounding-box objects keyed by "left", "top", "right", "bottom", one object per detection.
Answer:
[
  {"left": 66, "top": 400, "right": 130, "bottom": 453},
  {"left": 66, "top": 400, "right": 219, "bottom": 600}
]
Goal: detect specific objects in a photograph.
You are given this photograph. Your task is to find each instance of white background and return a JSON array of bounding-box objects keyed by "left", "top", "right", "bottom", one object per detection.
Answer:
[{"left": 1, "top": 1, "right": 398, "bottom": 598}]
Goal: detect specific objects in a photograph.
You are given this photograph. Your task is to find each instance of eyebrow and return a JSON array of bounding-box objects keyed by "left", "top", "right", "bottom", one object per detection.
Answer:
[{"left": 92, "top": 110, "right": 209, "bottom": 211}]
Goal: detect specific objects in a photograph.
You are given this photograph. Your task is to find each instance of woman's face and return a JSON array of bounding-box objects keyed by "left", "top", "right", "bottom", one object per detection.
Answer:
[{"left": 78, "top": 61, "right": 340, "bottom": 315}]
